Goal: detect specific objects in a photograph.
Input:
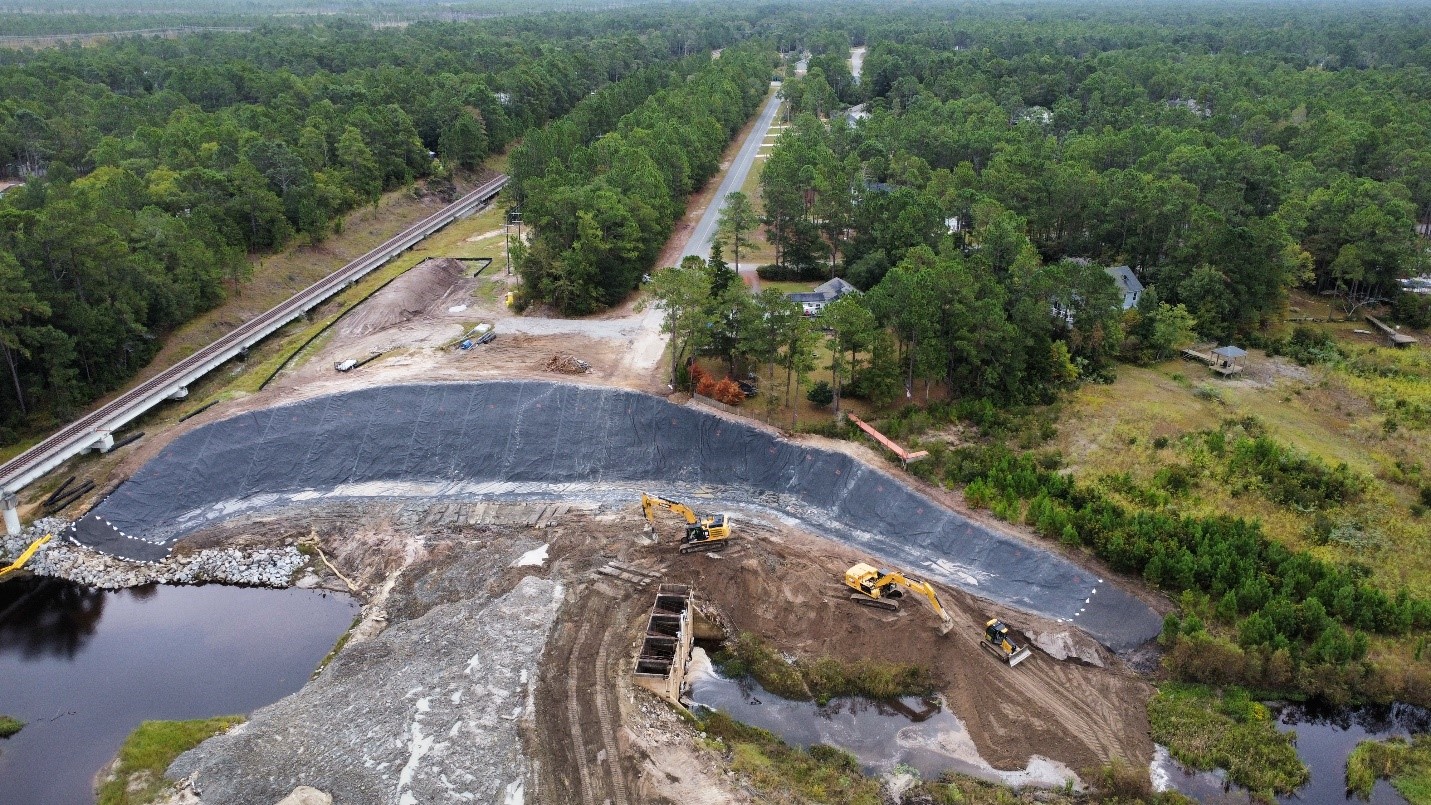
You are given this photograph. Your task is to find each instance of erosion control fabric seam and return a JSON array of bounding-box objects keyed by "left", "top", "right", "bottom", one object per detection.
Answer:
[{"left": 70, "top": 380, "right": 1161, "bottom": 650}]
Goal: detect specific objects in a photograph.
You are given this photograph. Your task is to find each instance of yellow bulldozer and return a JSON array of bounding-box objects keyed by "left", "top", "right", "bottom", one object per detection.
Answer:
[
  {"left": 843, "top": 562, "right": 954, "bottom": 635},
  {"left": 982, "top": 618, "right": 1033, "bottom": 667},
  {"left": 640, "top": 492, "right": 732, "bottom": 554}
]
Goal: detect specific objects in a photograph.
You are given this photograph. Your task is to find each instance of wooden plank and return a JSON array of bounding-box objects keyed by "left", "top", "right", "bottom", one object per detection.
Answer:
[
  {"left": 847, "top": 413, "right": 930, "bottom": 463},
  {"left": 1365, "top": 314, "right": 1418, "bottom": 345}
]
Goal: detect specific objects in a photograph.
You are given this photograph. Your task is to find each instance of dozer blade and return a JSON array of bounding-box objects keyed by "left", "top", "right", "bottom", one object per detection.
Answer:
[{"left": 980, "top": 640, "right": 1032, "bottom": 667}]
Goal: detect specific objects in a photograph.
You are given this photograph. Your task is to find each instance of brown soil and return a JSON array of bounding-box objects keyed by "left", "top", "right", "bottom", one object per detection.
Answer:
[
  {"left": 658, "top": 525, "right": 1155, "bottom": 775},
  {"left": 518, "top": 506, "right": 1154, "bottom": 799},
  {"left": 337, "top": 257, "right": 469, "bottom": 337}
]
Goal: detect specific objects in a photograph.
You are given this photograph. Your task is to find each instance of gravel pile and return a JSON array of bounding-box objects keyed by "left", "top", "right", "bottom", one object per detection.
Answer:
[
  {"left": 169, "top": 574, "right": 563, "bottom": 804},
  {"left": 3, "top": 519, "right": 304, "bottom": 589}
]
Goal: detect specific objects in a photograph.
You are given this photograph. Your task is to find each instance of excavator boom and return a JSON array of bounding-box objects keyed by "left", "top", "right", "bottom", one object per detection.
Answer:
[
  {"left": 843, "top": 562, "right": 953, "bottom": 635},
  {"left": 639, "top": 493, "right": 733, "bottom": 553}
]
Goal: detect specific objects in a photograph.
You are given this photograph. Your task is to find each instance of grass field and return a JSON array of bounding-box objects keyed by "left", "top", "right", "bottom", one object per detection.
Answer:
[
  {"left": 1047, "top": 310, "right": 1431, "bottom": 599},
  {"left": 97, "top": 716, "right": 244, "bottom": 805}
]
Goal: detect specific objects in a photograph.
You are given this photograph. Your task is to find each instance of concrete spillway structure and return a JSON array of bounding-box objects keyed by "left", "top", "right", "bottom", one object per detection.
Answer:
[{"left": 71, "top": 380, "right": 1162, "bottom": 651}]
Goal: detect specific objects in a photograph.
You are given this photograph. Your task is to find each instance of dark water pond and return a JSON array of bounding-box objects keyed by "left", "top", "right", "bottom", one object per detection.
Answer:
[
  {"left": 685, "top": 648, "right": 1076, "bottom": 787},
  {"left": 0, "top": 577, "right": 358, "bottom": 805},
  {"left": 1274, "top": 702, "right": 1430, "bottom": 804},
  {"left": 690, "top": 645, "right": 1429, "bottom": 802},
  {"left": 1149, "top": 701, "right": 1430, "bottom": 804}
]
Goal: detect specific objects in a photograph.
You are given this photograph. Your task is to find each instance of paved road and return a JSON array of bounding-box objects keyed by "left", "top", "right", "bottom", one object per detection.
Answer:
[{"left": 682, "top": 89, "right": 783, "bottom": 261}]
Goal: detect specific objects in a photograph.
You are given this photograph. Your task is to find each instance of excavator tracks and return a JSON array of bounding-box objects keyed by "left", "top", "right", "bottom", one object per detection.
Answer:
[
  {"left": 677, "top": 539, "right": 732, "bottom": 555},
  {"left": 850, "top": 594, "right": 900, "bottom": 611}
]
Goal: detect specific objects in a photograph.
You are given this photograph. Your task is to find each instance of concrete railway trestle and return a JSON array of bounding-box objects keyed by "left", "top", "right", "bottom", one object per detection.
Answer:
[{"left": 1, "top": 174, "right": 508, "bottom": 535}]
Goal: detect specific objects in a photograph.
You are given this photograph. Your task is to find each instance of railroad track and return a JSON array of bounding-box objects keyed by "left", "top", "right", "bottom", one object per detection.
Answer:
[{"left": 0, "top": 175, "right": 507, "bottom": 498}]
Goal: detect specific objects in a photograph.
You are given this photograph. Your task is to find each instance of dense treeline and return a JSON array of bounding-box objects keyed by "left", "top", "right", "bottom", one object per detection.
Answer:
[
  {"left": 764, "top": 2, "right": 1429, "bottom": 363},
  {"left": 761, "top": 113, "right": 1135, "bottom": 406},
  {"left": 0, "top": 0, "right": 625, "bottom": 36},
  {"left": 511, "top": 46, "right": 772, "bottom": 314},
  {"left": 0, "top": 14, "right": 748, "bottom": 442}
]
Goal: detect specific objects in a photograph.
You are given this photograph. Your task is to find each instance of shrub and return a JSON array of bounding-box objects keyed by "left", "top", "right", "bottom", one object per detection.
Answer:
[
  {"left": 1278, "top": 325, "right": 1343, "bottom": 366},
  {"left": 0, "top": 715, "right": 23, "bottom": 737},
  {"left": 1085, "top": 757, "right": 1154, "bottom": 801},
  {"left": 1392, "top": 292, "right": 1431, "bottom": 329},
  {"left": 755, "top": 263, "right": 826, "bottom": 281},
  {"left": 711, "top": 378, "right": 746, "bottom": 406},
  {"left": 1193, "top": 384, "right": 1225, "bottom": 403},
  {"left": 806, "top": 381, "right": 834, "bottom": 407}
]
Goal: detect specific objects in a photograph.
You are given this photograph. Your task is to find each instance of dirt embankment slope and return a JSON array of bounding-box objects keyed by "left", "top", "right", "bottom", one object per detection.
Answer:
[{"left": 658, "top": 525, "right": 1155, "bottom": 775}]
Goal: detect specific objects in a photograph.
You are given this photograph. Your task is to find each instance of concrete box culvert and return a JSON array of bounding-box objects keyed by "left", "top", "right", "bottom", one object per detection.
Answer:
[{"left": 70, "top": 380, "right": 1160, "bottom": 651}]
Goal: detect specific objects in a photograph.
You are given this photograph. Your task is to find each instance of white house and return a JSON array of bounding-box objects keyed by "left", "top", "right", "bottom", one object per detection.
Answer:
[
  {"left": 787, "top": 277, "right": 857, "bottom": 316},
  {"left": 1106, "top": 265, "right": 1144, "bottom": 310}
]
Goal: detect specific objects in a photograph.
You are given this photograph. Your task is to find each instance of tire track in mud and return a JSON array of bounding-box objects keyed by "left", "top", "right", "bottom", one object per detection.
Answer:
[
  {"left": 564, "top": 613, "right": 599, "bottom": 805},
  {"left": 593, "top": 629, "right": 630, "bottom": 805},
  {"left": 545, "top": 585, "right": 631, "bottom": 805}
]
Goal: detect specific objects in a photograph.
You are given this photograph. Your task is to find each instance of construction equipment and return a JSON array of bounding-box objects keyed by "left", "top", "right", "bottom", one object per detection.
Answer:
[
  {"left": 982, "top": 618, "right": 1033, "bottom": 667},
  {"left": 640, "top": 492, "right": 732, "bottom": 554},
  {"left": 843, "top": 562, "right": 954, "bottom": 635}
]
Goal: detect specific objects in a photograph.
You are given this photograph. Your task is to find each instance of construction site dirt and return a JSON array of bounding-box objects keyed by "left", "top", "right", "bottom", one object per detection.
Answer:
[
  {"left": 158, "top": 498, "right": 1153, "bottom": 804},
  {"left": 23, "top": 230, "right": 1166, "bottom": 801}
]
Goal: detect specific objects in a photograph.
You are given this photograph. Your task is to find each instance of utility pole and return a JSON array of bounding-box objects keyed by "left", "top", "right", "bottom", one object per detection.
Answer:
[{"left": 504, "top": 207, "right": 523, "bottom": 276}]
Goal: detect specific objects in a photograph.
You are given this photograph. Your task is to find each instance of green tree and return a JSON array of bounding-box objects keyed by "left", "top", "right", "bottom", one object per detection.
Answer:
[
  {"left": 1143, "top": 301, "right": 1199, "bottom": 362},
  {"left": 716, "top": 191, "right": 759, "bottom": 271},
  {"left": 336, "top": 125, "right": 382, "bottom": 209},
  {"left": 639, "top": 259, "right": 714, "bottom": 387},
  {"left": 820, "top": 293, "right": 876, "bottom": 414},
  {"left": 438, "top": 112, "right": 488, "bottom": 170},
  {"left": 0, "top": 253, "right": 50, "bottom": 417}
]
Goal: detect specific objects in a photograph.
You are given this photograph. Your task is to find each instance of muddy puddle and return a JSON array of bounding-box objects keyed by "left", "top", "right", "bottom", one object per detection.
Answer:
[
  {"left": 1151, "top": 701, "right": 1431, "bottom": 804},
  {"left": 0, "top": 578, "right": 358, "bottom": 805},
  {"left": 683, "top": 647, "right": 1077, "bottom": 787}
]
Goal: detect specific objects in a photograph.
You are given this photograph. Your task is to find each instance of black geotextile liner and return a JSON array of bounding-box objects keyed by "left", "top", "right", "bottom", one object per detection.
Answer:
[{"left": 71, "top": 381, "right": 1161, "bottom": 650}]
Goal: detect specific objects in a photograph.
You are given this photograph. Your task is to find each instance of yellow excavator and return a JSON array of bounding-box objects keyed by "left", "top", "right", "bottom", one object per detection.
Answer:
[
  {"left": 640, "top": 493, "right": 732, "bottom": 554},
  {"left": 983, "top": 619, "right": 1033, "bottom": 667},
  {"left": 843, "top": 562, "right": 954, "bottom": 635}
]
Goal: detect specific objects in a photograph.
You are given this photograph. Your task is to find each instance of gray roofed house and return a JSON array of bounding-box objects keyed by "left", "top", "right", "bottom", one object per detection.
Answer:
[
  {"left": 1106, "top": 265, "right": 1144, "bottom": 310},
  {"left": 787, "top": 277, "right": 856, "bottom": 316}
]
